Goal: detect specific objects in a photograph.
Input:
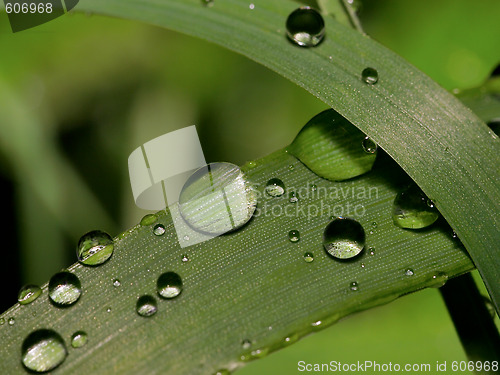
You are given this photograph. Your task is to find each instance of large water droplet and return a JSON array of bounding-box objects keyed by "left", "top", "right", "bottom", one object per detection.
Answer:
[
  {"left": 153, "top": 224, "right": 166, "bottom": 236},
  {"left": 265, "top": 178, "right": 285, "bottom": 197},
  {"left": 286, "top": 7, "right": 325, "bottom": 47},
  {"left": 179, "top": 162, "right": 257, "bottom": 235},
  {"left": 22, "top": 330, "right": 67, "bottom": 372},
  {"left": 71, "top": 331, "right": 88, "bottom": 348},
  {"left": 48, "top": 272, "right": 81, "bottom": 307},
  {"left": 136, "top": 295, "right": 158, "bottom": 317},
  {"left": 18, "top": 284, "right": 42, "bottom": 305},
  {"left": 361, "top": 67, "right": 378, "bottom": 84},
  {"left": 77, "top": 230, "right": 114, "bottom": 266},
  {"left": 157, "top": 272, "right": 183, "bottom": 299},
  {"left": 323, "top": 217, "right": 365, "bottom": 259},
  {"left": 288, "top": 109, "right": 377, "bottom": 181},
  {"left": 288, "top": 230, "right": 300, "bottom": 242},
  {"left": 392, "top": 185, "right": 439, "bottom": 229}
]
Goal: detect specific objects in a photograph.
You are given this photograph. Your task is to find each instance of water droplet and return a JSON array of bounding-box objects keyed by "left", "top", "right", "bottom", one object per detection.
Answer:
[
  {"left": 18, "top": 284, "right": 42, "bottom": 305},
  {"left": 284, "top": 333, "right": 299, "bottom": 345},
  {"left": 288, "top": 230, "right": 300, "bottom": 242},
  {"left": 310, "top": 184, "right": 317, "bottom": 192},
  {"left": 349, "top": 281, "right": 359, "bottom": 291},
  {"left": 140, "top": 214, "right": 157, "bottom": 226},
  {"left": 181, "top": 255, "right": 189, "bottom": 262},
  {"left": 0, "top": 317, "right": 4, "bottom": 325},
  {"left": 361, "top": 67, "right": 378, "bottom": 84},
  {"left": 157, "top": 272, "right": 183, "bottom": 299},
  {"left": 179, "top": 162, "right": 257, "bottom": 235},
  {"left": 214, "top": 370, "right": 230, "bottom": 375},
  {"left": 113, "top": 279, "right": 121, "bottom": 287},
  {"left": 368, "top": 247, "right": 375, "bottom": 255},
  {"left": 136, "top": 295, "right": 158, "bottom": 317},
  {"left": 289, "top": 191, "right": 299, "bottom": 203},
  {"left": 286, "top": 7, "right": 325, "bottom": 47},
  {"left": 303, "top": 252, "right": 314, "bottom": 263},
  {"left": 429, "top": 272, "right": 448, "bottom": 288},
  {"left": 249, "top": 3, "right": 254, "bottom": 9},
  {"left": 242, "top": 339, "right": 251, "bottom": 349},
  {"left": 323, "top": 217, "right": 365, "bottom": 259},
  {"left": 360, "top": 263, "right": 365, "bottom": 269},
  {"left": 183, "top": 235, "right": 190, "bottom": 241},
  {"left": 77, "top": 230, "right": 114, "bottom": 266},
  {"left": 372, "top": 222, "right": 377, "bottom": 228},
  {"left": 288, "top": 109, "right": 377, "bottom": 181},
  {"left": 202, "top": 0, "right": 214, "bottom": 7},
  {"left": 405, "top": 268, "right": 414, "bottom": 276},
  {"left": 153, "top": 224, "right": 166, "bottom": 236},
  {"left": 393, "top": 184, "right": 439, "bottom": 229},
  {"left": 289, "top": 164, "right": 295, "bottom": 170},
  {"left": 49, "top": 272, "right": 82, "bottom": 307},
  {"left": 265, "top": 178, "right": 285, "bottom": 197},
  {"left": 362, "top": 136, "right": 377, "bottom": 153},
  {"left": 426, "top": 198, "right": 434, "bottom": 208},
  {"left": 22, "top": 329, "right": 67, "bottom": 372},
  {"left": 8, "top": 317, "right": 15, "bottom": 325},
  {"left": 71, "top": 331, "right": 88, "bottom": 348},
  {"left": 247, "top": 161, "right": 257, "bottom": 168},
  {"left": 106, "top": 307, "right": 112, "bottom": 313}
]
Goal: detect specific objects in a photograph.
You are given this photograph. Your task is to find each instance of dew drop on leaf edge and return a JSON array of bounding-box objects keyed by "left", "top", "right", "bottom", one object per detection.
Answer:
[
  {"left": 76, "top": 230, "right": 114, "bottom": 266},
  {"left": 18, "top": 284, "right": 42, "bottom": 305},
  {"left": 48, "top": 271, "right": 82, "bottom": 307},
  {"left": 286, "top": 7, "right": 325, "bottom": 48}
]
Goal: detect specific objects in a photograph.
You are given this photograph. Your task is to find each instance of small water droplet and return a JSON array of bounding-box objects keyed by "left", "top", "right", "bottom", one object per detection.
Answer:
[
  {"left": 393, "top": 185, "right": 439, "bottom": 229},
  {"left": 181, "top": 255, "right": 189, "bottom": 262},
  {"left": 136, "top": 295, "right": 158, "bottom": 317},
  {"left": 247, "top": 161, "right": 257, "bottom": 168},
  {"left": 482, "top": 296, "right": 496, "bottom": 319},
  {"left": 361, "top": 67, "right": 378, "bottom": 84},
  {"left": 22, "top": 329, "right": 67, "bottom": 372},
  {"left": 183, "top": 235, "right": 190, "bottom": 241},
  {"left": 429, "top": 272, "right": 448, "bottom": 288},
  {"left": 372, "top": 222, "right": 377, "bottom": 228},
  {"left": 0, "top": 318, "right": 4, "bottom": 325},
  {"left": 157, "top": 272, "right": 183, "bottom": 299},
  {"left": 284, "top": 333, "right": 299, "bottom": 345},
  {"left": 106, "top": 307, "right": 112, "bottom": 313},
  {"left": 249, "top": 3, "right": 254, "bottom": 9},
  {"left": 289, "top": 164, "right": 295, "bottom": 170},
  {"left": 179, "top": 163, "right": 257, "bottom": 235},
  {"left": 323, "top": 217, "right": 365, "bottom": 259},
  {"left": 288, "top": 230, "right": 300, "bottom": 242},
  {"left": 360, "top": 263, "right": 365, "bottom": 269},
  {"left": 18, "top": 284, "right": 42, "bottom": 305},
  {"left": 71, "top": 331, "right": 88, "bottom": 348},
  {"left": 49, "top": 272, "right": 82, "bottom": 307},
  {"left": 202, "top": 0, "right": 214, "bottom": 7},
  {"left": 113, "top": 279, "right": 121, "bottom": 287},
  {"left": 311, "top": 184, "right": 317, "bottom": 192},
  {"left": 349, "top": 281, "right": 359, "bottom": 291},
  {"left": 303, "top": 252, "right": 314, "bottom": 263},
  {"left": 426, "top": 198, "right": 434, "bottom": 208},
  {"left": 77, "top": 230, "right": 114, "bottom": 266},
  {"left": 214, "top": 370, "right": 230, "bottom": 375},
  {"left": 368, "top": 230, "right": 374, "bottom": 235},
  {"left": 405, "top": 268, "right": 414, "bottom": 276},
  {"left": 140, "top": 214, "right": 157, "bottom": 226},
  {"left": 265, "top": 178, "right": 285, "bottom": 197},
  {"left": 153, "top": 224, "right": 166, "bottom": 236},
  {"left": 362, "top": 136, "right": 377, "bottom": 154},
  {"left": 8, "top": 317, "right": 15, "bottom": 325},
  {"left": 286, "top": 7, "right": 325, "bottom": 47},
  {"left": 289, "top": 191, "right": 299, "bottom": 203},
  {"left": 368, "top": 247, "right": 375, "bottom": 255},
  {"left": 242, "top": 339, "right": 251, "bottom": 349}
]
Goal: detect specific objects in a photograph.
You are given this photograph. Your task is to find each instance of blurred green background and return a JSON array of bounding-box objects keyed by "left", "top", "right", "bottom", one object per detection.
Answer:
[{"left": 0, "top": 0, "right": 499, "bottom": 374}]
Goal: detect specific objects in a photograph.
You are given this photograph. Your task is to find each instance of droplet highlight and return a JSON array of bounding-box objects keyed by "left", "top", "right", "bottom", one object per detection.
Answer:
[
  {"left": 22, "top": 329, "right": 67, "bottom": 372},
  {"left": 362, "top": 137, "right": 377, "bottom": 154},
  {"left": 153, "top": 224, "right": 166, "bottom": 236},
  {"left": 48, "top": 271, "right": 81, "bottom": 307},
  {"left": 136, "top": 295, "right": 158, "bottom": 317},
  {"left": 18, "top": 284, "right": 42, "bottom": 305},
  {"left": 323, "top": 217, "right": 365, "bottom": 259},
  {"left": 349, "top": 282, "right": 359, "bottom": 291},
  {"left": 286, "top": 7, "right": 325, "bottom": 47},
  {"left": 265, "top": 178, "right": 285, "bottom": 197},
  {"left": 361, "top": 67, "right": 378, "bottom": 84},
  {"left": 303, "top": 252, "right": 314, "bottom": 263},
  {"left": 77, "top": 230, "right": 114, "bottom": 266},
  {"left": 157, "top": 272, "right": 183, "bottom": 299},
  {"left": 393, "top": 184, "right": 439, "bottom": 229}
]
